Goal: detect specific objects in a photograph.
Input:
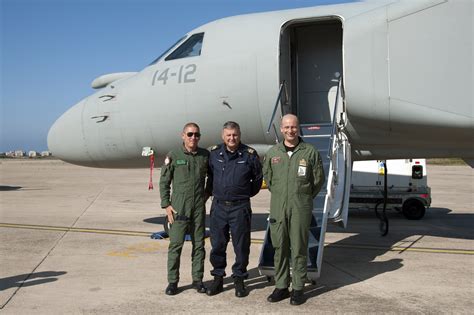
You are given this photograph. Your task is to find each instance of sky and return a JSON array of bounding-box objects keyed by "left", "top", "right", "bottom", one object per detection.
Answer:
[{"left": 0, "top": 0, "right": 351, "bottom": 152}]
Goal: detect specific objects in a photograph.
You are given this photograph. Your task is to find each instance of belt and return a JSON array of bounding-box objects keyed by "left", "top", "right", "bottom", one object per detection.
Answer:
[{"left": 215, "top": 199, "right": 249, "bottom": 206}]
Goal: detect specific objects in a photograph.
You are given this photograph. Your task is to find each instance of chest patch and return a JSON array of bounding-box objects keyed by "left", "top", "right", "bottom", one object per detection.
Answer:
[
  {"left": 271, "top": 157, "right": 281, "bottom": 164},
  {"left": 176, "top": 159, "right": 187, "bottom": 165},
  {"left": 298, "top": 166, "right": 307, "bottom": 177},
  {"left": 299, "top": 159, "right": 307, "bottom": 167}
]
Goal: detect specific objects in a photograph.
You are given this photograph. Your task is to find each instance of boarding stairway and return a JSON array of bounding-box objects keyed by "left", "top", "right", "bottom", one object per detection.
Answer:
[{"left": 259, "top": 78, "right": 351, "bottom": 282}]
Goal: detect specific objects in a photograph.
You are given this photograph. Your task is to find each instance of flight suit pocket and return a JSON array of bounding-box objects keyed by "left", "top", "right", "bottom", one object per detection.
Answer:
[
  {"left": 168, "top": 199, "right": 191, "bottom": 238},
  {"left": 296, "top": 177, "right": 312, "bottom": 195},
  {"left": 173, "top": 163, "right": 190, "bottom": 189},
  {"left": 269, "top": 220, "right": 282, "bottom": 249},
  {"left": 269, "top": 161, "right": 284, "bottom": 184},
  {"left": 170, "top": 192, "right": 186, "bottom": 216},
  {"left": 169, "top": 219, "right": 190, "bottom": 243}
]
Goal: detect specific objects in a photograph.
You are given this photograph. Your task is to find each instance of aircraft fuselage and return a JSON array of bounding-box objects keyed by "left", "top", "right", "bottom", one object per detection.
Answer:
[{"left": 48, "top": 0, "right": 473, "bottom": 168}]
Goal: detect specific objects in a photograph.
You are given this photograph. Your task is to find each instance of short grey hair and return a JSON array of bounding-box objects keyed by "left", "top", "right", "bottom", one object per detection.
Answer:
[
  {"left": 182, "top": 122, "right": 200, "bottom": 132},
  {"left": 222, "top": 121, "right": 240, "bottom": 131},
  {"left": 281, "top": 114, "right": 299, "bottom": 125}
]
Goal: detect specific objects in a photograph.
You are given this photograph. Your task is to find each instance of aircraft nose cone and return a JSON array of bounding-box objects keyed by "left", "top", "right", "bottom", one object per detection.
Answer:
[{"left": 47, "top": 100, "right": 90, "bottom": 165}]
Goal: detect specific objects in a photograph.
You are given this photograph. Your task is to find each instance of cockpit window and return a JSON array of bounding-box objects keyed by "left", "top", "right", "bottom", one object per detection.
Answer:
[
  {"left": 149, "top": 35, "right": 187, "bottom": 65},
  {"left": 165, "top": 33, "right": 204, "bottom": 61}
]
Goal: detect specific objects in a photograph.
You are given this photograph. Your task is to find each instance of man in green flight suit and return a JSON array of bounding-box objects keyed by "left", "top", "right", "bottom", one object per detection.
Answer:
[
  {"left": 263, "top": 114, "right": 325, "bottom": 305},
  {"left": 160, "top": 122, "right": 210, "bottom": 295}
]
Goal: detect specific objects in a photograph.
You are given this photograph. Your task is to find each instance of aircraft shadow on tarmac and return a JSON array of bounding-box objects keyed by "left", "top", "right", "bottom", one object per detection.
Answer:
[
  {"left": 303, "top": 206, "right": 474, "bottom": 300},
  {"left": 143, "top": 213, "right": 269, "bottom": 233},
  {"left": 0, "top": 271, "right": 67, "bottom": 291},
  {"left": 0, "top": 185, "right": 22, "bottom": 191},
  {"left": 0, "top": 185, "right": 51, "bottom": 191},
  {"left": 144, "top": 207, "right": 473, "bottom": 302},
  {"left": 337, "top": 207, "right": 474, "bottom": 240}
]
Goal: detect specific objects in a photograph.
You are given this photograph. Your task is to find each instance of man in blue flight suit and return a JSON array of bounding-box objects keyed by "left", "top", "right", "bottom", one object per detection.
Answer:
[{"left": 205, "top": 121, "right": 263, "bottom": 298}]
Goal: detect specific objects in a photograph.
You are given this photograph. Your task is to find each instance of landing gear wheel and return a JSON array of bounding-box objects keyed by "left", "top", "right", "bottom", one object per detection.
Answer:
[{"left": 402, "top": 199, "right": 426, "bottom": 220}]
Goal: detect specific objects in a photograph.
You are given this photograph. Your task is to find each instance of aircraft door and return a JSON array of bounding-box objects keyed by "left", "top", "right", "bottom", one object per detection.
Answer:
[
  {"left": 280, "top": 19, "right": 349, "bottom": 225},
  {"left": 323, "top": 74, "right": 351, "bottom": 228},
  {"left": 325, "top": 128, "right": 351, "bottom": 228},
  {"left": 283, "top": 21, "right": 343, "bottom": 124},
  {"left": 259, "top": 18, "right": 350, "bottom": 282}
]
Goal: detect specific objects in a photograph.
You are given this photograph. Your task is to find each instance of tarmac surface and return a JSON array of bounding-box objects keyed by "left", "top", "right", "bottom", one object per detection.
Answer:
[{"left": 0, "top": 159, "right": 473, "bottom": 314}]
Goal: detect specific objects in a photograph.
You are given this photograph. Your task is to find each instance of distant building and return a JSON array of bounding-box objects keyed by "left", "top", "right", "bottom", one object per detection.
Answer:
[
  {"left": 5, "top": 151, "right": 15, "bottom": 157},
  {"left": 28, "top": 151, "right": 39, "bottom": 158},
  {"left": 14, "top": 150, "right": 25, "bottom": 157},
  {"left": 41, "top": 151, "right": 52, "bottom": 157}
]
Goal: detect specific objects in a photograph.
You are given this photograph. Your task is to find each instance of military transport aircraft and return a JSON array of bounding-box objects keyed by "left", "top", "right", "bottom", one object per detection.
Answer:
[{"left": 47, "top": 0, "right": 473, "bottom": 281}]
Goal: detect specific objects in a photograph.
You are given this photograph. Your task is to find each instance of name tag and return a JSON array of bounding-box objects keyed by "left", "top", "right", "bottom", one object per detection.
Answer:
[
  {"left": 298, "top": 166, "right": 306, "bottom": 176},
  {"left": 176, "top": 159, "right": 187, "bottom": 165}
]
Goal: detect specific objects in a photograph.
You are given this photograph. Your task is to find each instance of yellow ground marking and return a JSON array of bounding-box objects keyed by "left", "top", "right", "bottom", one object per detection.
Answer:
[
  {"left": 0, "top": 222, "right": 150, "bottom": 237},
  {"left": 324, "top": 243, "right": 474, "bottom": 255},
  {"left": 107, "top": 242, "right": 167, "bottom": 258},
  {"left": 2, "top": 222, "right": 473, "bottom": 256}
]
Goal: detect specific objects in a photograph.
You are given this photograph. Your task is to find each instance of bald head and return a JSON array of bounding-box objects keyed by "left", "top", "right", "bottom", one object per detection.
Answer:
[
  {"left": 280, "top": 114, "right": 300, "bottom": 146},
  {"left": 281, "top": 114, "right": 299, "bottom": 126}
]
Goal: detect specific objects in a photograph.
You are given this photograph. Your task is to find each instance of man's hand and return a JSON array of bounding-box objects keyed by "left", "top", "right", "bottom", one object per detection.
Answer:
[{"left": 166, "top": 205, "right": 177, "bottom": 224}]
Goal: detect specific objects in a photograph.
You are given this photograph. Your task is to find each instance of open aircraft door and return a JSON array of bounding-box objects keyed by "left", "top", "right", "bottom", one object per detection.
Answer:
[
  {"left": 325, "top": 119, "right": 351, "bottom": 228},
  {"left": 259, "top": 17, "right": 351, "bottom": 283}
]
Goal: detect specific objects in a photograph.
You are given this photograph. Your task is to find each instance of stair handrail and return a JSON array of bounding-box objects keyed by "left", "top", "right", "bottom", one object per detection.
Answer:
[
  {"left": 327, "top": 76, "right": 343, "bottom": 157},
  {"left": 266, "top": 81, "right": 287, "bottom": 142}
]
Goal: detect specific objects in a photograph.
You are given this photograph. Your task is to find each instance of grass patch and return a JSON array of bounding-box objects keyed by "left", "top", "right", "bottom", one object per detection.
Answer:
[{"left": 427, "top": 158, "right": 467, "bottom": 165}]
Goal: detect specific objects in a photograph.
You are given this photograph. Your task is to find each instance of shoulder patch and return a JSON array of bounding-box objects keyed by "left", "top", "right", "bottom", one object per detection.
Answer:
[
  {"left": 210, "top": 145, "right": 219, "bottom": 151},
  {"left": 164, "top": 156, "right": 171, "bottom": 166}
]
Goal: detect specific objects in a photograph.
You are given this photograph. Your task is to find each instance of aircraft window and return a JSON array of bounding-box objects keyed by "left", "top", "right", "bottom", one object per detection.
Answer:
[
  {"left": 165, "top": 33, "right": 204, "bottom": 61},
  {"left": 149, "top": 35, "right": 187, "bottom": 65}
]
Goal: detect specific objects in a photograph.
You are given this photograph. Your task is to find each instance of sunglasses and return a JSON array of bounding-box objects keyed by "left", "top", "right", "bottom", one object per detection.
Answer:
[{"left": 186, "top": 132, "right": 201, "bottom": 138}]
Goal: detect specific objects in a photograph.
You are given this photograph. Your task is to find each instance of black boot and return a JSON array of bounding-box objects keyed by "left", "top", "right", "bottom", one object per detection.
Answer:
[
  {"left": 234, "top": 277, "right": 248, "bottom": 297},
  {"left": 290, "top": 290, "right": 306, "bottom": 305},
  {"left": 267, "top": 288, "right": 290, "bottom": 302},
  {"left": 192, "top": 280, "right": 207, "bottom": 293},
  {"left": 165, "top": 282, "right": 178, "bottom": 295},
  {"left": 206, "top": 276, "right": 223, "bottom": 296}
]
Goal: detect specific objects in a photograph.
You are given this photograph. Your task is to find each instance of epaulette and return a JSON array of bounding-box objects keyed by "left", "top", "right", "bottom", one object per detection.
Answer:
[
  {"left": 247, "top": 147, "right": 255, "bottom": 155},
  {"left": 210, "top": 145, "right": 219, "bottom": 151}
]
